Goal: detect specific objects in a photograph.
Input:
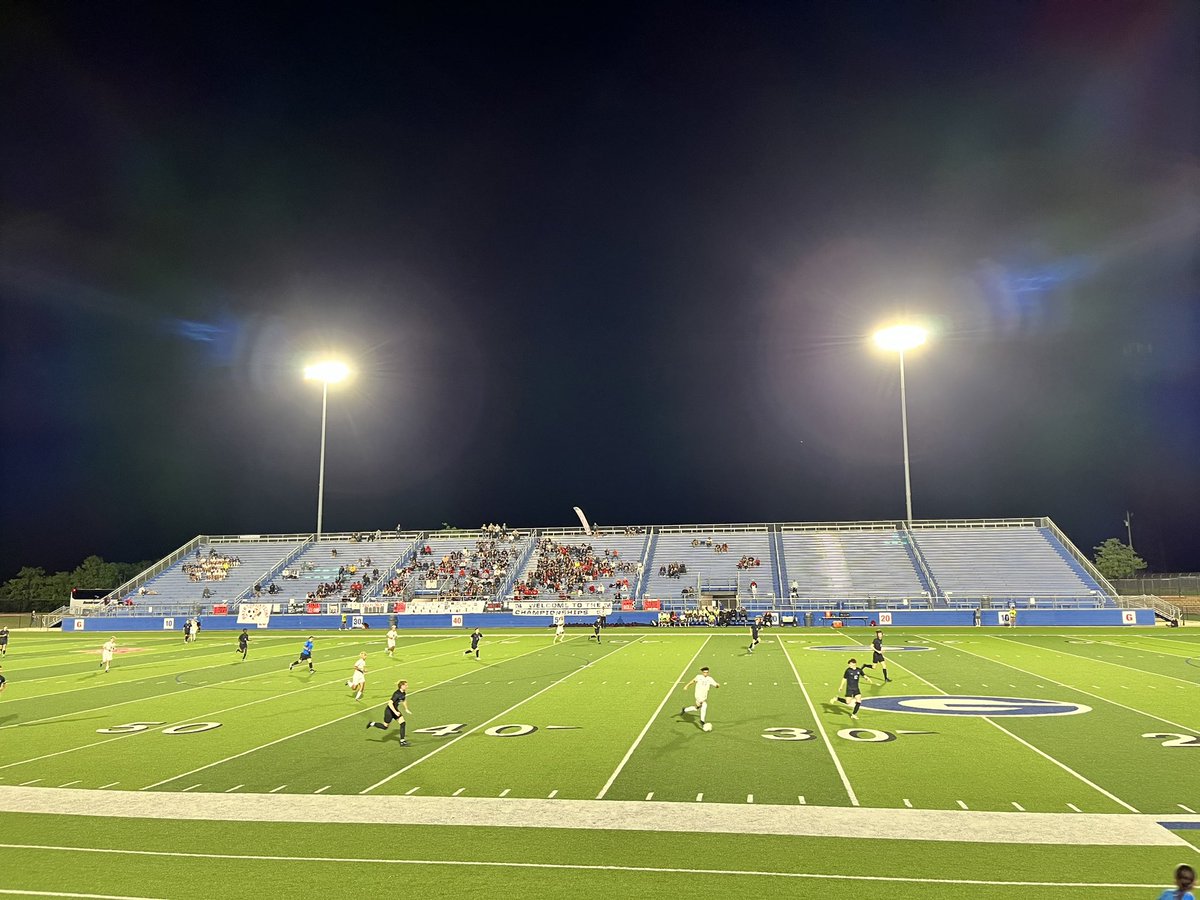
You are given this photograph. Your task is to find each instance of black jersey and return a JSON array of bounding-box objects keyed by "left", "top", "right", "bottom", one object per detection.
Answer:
[
  {"left": 0, "top": 627, "right": 9, "bottom": 644},
  {"left": 751, "top": 624, "right": 760, "bottom": 639},
  {"left": 470, "top": 632, "right": 482, "bottom": 648},
  {"left": 843, "top": 666, "right": 866, "bottom": 696},
  {"left": 238, "top": 633, "right": 249, "bottom": 648},
  {"left": 872, "top": 637, "right": 883, "bottom": 653},
  {"left": 390, "top": 688, "right": 407, "bottom": 707}
]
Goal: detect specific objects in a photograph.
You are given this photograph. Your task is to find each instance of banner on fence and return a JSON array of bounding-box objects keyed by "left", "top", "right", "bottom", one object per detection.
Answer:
[
  {"left": 362, "top": 602, "right": 387, "bottom": 615},
  {"left": 393, "top": 600, "right": 486, "bottom": 615},
  {"left": 237, "top": 603, "right": 272, "bottom": 627},
  {"left": 511, "top": 599, "right": 613, "bottom": 617},
  {"left": 642, "top": 599, "right": 661, "bottom": 611}
]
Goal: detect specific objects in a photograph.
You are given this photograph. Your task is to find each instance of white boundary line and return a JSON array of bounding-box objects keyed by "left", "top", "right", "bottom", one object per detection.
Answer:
[
  {"left": 0, "top": 890, "right": 167, "bottom": 900},
  {"left": 992, "top": 634, "right": 1200, "bottom": 688},
  {"left": 888, "top": 652, "right": 1139, "bottom": 813},
  {"left": 777, "top": 636, "right": 858, "bottom": 806},
  {"left": 361, "top": 637, "right": 641, "bottom": 794},
  {"left": 926, "top": 637, "right": 1200, "bottom": 735},
  {"left": 595, "top": 636, "right": 710, "bottom": 799},
  {"left": 143, "top": 636, "right": 582, "bottom": 791},
  {"left": 0, "top": 843, "right": 1167, "bottom": 888}
]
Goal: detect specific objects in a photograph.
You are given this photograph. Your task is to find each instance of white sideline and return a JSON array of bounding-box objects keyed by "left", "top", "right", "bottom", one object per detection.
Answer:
[
  {"left": 0, "top": 890, "right": 168, "bottom": 900},
  {"left": 0, "top": 786, "right": 1191, "bottom": 847},
  {"left": 595, "top": 635, "right": 709, "bottom": 800},
  {"left": 992, "top": 634, "right": 1200, "bottom": 688}
]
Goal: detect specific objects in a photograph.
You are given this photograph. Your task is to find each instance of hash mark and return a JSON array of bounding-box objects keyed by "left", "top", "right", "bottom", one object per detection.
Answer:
[
  {"left": 269, "top": 785, "right": 287, "bottom": 793},
  {"left": 1011, "top": 801, "right": 1025, "bottom": 811},
  {"left": 181, "top": 784, "right": 201, "bottom": 792},
  {"left": 499, "top": 788, "right": 510, "bottom": 797},
  {"left": 314, "top": 786, "right": 330, "bottom": 794},
  {"left": 547, "top": 790, "right": 558, "bottom": 799},
  {"left": 452, "top": 788, "right": 465, "bottom": 796},
  {"left": 98, "top": 782, "right": 120, "bottom": 790},
  {"left": 902, "top": 799, "right": 912, "bottom": 808},
  {"left": 1181, "top": 804, "right": 1197, "bottom": 814},
  {"left": 224, "top": 784, "right": 243, "bottom": 793},
  {"left": 1067, "top": 803, "right": 1082, "bottom": 812},
  {"left": 695, "top": 793, "right": 704, "bottom": 802},
  {"left": 645, "top": 792, "right": 654, "bottom": 800},
  {"left": 18, "top": 779, "right": 41, "bottom": 786},
  {"left": 798, "top": 796, "right": 806, "bottom": 805},
  {"left": 956, "top": 800, "right": 969, "bottom": 810},
  {"left": 746, "top": 794, "right": 754, "bottom": 803},
  {"left": 58, "top": 780, "right": 81, "bottom": 788},
  {"left": 405, "top": 786, "right": 420, "bottom": 795}
]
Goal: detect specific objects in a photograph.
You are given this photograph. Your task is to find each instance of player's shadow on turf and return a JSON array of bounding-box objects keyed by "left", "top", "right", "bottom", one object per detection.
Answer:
[{"left": 0, "top": 715, "right": 17, "bottom": 726}]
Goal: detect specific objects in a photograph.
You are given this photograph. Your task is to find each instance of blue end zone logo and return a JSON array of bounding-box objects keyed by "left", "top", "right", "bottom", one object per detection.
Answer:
[
  {"left": 806, "top": 645, "right": 932, "bottom": 652},
  {"left": 859, "top": 696, "right": 1091, "bottom": 717}
]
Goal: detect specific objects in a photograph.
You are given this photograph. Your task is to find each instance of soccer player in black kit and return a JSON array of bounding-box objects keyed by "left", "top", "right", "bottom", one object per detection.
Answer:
[
  {"left": 747, "top": 617, "right": 761, "bottom": 654},
  {"left": 237, "top": 629, "right": 249, "bottom": 661},
  {"left": 862, "top": 630, "right": 891, "bottom": 682},
  {"left": 589, "top": 618, "right": 602, "bottom": 643},
  {"left": 832, "top": 657, "right": 869, "bottom": 720},
  {"left": 464, "top": 628, "right": 483, "bottom": 658},
  {"left": 367, "top": 679, "right": 411, "bottom": 746}
]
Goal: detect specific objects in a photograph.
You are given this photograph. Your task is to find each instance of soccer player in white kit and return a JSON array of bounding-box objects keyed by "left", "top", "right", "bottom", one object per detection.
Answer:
[
  {"left": 347, "top": 652, "right": 367, "bottom": 700},
  {"left": 553, "top": 617, "right": 565, "bottom": 643},
  {"left": 385, "top": 627, "right": 397, "bottom": 658},
  {"left": 681, "top": 666, "right": 719, "bottom": 730},
  {"left": 100, "top": 637, "right": 117, "bottom": 673}
]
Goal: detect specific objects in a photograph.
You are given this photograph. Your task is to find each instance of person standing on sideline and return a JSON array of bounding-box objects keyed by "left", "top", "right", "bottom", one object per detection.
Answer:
[
  {"left": 681, "top": 666, "right": 719, "bottom": 731},
  {"left": 366, "top": 679, "right": 411, "bottom": 746},
  {"left": 100, "top": 637, "right": 117, "bottom": 673}
]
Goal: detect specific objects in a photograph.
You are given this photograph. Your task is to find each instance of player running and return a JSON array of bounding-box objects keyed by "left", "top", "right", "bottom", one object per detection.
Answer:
[
  {"left": 0, "top": 625, "right": 9, "bottom": 656},
  {"left": 366, "top": 679, "right": 411, "bottom": 746},
  {"left": 589, "top": 618, "right": 602, "bottom": 643},
  {"left": 832, "top": 657, "right": 869, "bottom": 719},
  {"left": 553, "top": 617, "right": 565, "bottom": 643},
  {"left": 183, "top": 618, "right": 192, "bottom": 643},
  {"left": 288, "top": 636, "right": 315, "bottom": 672},
  {"left": 100, "top": 637, "right": 117, "bottom": 673},
  {"left": 463, "top": 628, "right": 483, "bottom": 659},
  {"left": 0, "top": 664, "right": 7, "bottom": 694},
  {"left": 237, "top": 629, "right": 249, "bottom": 660},
  {"left": 385, "top": 626, "right": 398, "bottom": 658},
  {"left": 347, "top": 652, "right": 368, "bottom": 701},
  {"left": 681, "top": 666, "right": 719, "bottom": 731},
  {"left": 747, "top": 617, "right": 762, "bottom": 654},
  {"left": 1159, "top": 864, "right": 1195, "bottom": 900},
  {"left": 862, "top": 630, "right": 892, "bottom": 682}
]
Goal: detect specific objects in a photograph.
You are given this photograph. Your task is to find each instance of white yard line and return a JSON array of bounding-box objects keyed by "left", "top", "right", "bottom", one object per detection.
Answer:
[
  {"left": 0, "top": 843, "right": 1171, "bottom": 888},
  {"left": 140, "top": 637, "right": 580, "bottom": 792},
  {"left": 777, "top": 636, "right": 859, "bottom": 807},
  {"left": 927, "top": 637, "right": 1200, "bottom": 736},
  {"left": 0, "top": 890, "right": 168, "bottom": 900},
  {"left": 992, "top": 635, "right": 1200, "bottom": 688},
  {"left": 595, "top": 636, "right": 709, "bottom": 800},
  {"left": 362, "top": 637, "right": 639, "bottom": 795}
]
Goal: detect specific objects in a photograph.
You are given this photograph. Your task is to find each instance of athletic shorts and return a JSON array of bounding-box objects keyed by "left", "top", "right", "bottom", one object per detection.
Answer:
[
  {"left": 299, "top": 651, "right": 312, "bottom": 660},
  {"left": 872, "top": 651, "right": 885, "bottom": 663},
  {"left": 383, "top": 707, "right": 402, "bottom": 724},
  {"left": 350, "top": 672, "right": 365, "bottom": 687}
]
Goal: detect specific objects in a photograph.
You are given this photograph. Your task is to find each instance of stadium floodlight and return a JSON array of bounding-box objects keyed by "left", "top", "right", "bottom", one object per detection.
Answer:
[
  {"left": 871, "top": 324, "right": 928, "bottom": 524},
  {"left": 304, "top": 359, "right": 351, "bottom": 539}
]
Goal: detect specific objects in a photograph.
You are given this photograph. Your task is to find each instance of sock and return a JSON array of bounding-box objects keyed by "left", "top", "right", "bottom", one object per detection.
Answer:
[
  {"left": 355, "top": 690, "right": 362, "bottom": 700},
  {"left": 883, "top": 667, "right": 889, "bottom": 678},
  {"left": 399, "top": 721, "right": 406, "bottom": 739},
  {"left": 684, "top": 705, "right": 697, "bottom": 713},
  {"left": 370, "top": 722, "right": 387, "bottom": 730},
  {"left": 852, "top": 702, "right": 861, "bottom": 715},
  {"left": 862, "top": 664, "right": 873, "bottom": 670},
  {"left": 836, "top": 698, "right": 847, "bottom": 705}
]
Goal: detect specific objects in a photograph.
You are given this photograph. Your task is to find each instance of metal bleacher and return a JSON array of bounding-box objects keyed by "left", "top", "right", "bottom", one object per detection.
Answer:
[
  {"left": 779, "top": 526, "right": 932, "bottom": 609},
  {"left": 642, "top": 527, "right": 776, "bottom": 602}
]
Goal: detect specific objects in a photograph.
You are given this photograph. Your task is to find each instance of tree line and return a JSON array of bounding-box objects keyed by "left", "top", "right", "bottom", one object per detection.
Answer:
[{"left": 0, "top": 556, "right": 152, "bottom": 612}]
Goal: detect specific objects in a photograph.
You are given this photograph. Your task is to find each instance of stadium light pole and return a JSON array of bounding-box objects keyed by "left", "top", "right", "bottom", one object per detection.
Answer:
[
  {"left": 304, "top": 360, "right": 350, "bottom": 539},
  {"left": 872, "top": 324, "right": 928, "bottom": 525}
]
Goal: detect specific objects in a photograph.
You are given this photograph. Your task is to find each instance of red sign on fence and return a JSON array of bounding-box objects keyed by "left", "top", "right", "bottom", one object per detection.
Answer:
[
  {"left": 621, "top": 599, "right": 634, "bottom": 611},
  {"left": 306, "top": 602, "right": 321, "bottom": 614},
  {"left": 643, "top": 599, "right": 661, "bottom": 611}
]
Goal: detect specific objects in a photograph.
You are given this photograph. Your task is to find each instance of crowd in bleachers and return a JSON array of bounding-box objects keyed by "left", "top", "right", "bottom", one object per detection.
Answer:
[
  {"left": 658, "top": 562, "right": 689, "bottom": 578},
  {"left": 382, "top": 533, "right": 519, "bottom": 600},
  {"left": 183, "top": 549, "right": 242, "bottom": 582},
  {"left": 736, "top": 555, "right": 762, "bottom": 570},
  {"left": 513, "top": 539, "right": 638, "bottom": 599}
]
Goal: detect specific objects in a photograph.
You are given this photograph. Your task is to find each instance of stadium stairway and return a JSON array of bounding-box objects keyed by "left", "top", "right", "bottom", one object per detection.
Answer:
[{"left": 263, "top": 535, "right": 422, "bottom": 601}]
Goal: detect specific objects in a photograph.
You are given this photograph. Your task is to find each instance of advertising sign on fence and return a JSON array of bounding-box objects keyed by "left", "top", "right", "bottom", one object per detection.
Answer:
[
  {"left": 393, "top": 600, "right": 486, "bottom": 615},
  {"left": 511, "top": 599, "right": 614, "bottom": 617},
  {"left": 237, "top": 604, "right": 272, "bottom": 627}
]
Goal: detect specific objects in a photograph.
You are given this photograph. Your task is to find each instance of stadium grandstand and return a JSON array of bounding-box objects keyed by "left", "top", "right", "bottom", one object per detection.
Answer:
[{"left": 49, "top": 516, "right": 1183, "bottom": 627}]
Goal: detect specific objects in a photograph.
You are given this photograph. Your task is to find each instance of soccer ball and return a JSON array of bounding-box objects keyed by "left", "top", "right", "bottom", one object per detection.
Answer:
[{"left": 702, "top": 722, "right": 713, "bottom": 732}]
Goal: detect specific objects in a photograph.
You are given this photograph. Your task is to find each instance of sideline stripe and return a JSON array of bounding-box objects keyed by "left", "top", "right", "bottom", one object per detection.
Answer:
[
  {"left": 931, "top": 637, "right": 1200, "bottom": 735},
  {"left": 362, "top": 637, "right": 641, "bottom": 794},
  {"left": 0, "top": 890, "right": 167, "bottom": 900},
  {"left": 143, "top": 637, "right": 584, "bottom": 792},
  {"left": 777, "top": 636, "right": 858, "bottom": 807},
  {"left": 888, "top": 654, "right": 1139, "bottom": 813},
  {"left": 0, "top": 844, "right": 1165, "bottom": 889},
  {"left": 595, "top": 636, "right": 709, "bottom": 800}
]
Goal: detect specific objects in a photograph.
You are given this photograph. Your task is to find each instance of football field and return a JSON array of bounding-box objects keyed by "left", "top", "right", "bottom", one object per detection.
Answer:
[{"left": 0, "top": 626, "right": 1197, "bottom": 898}]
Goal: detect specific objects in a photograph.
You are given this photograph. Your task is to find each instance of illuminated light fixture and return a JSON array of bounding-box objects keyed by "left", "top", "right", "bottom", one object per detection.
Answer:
[
  {"left": 870, "top": 322, "right": 931, "bottom": 525},
  {"left": 303, "top": 360, "right": 350, "bottom": 383},
  {"left": 873, "top": 324, "right": 928, "bottom": 353}
]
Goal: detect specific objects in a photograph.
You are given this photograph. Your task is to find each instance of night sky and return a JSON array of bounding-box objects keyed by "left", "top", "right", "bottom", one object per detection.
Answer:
[{"left": 2, "top": 1, "right": 1197, "bottom": 578}]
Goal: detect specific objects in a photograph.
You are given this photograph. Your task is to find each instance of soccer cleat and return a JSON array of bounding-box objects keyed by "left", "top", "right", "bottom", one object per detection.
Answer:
[
  {"left": 366, "top": 722, "right": 374, "bottom": 729},
  {"left": 851, "top": 714, "right": 858, "bottom": 720},
  {"left": 399, "top": 740, "right": 410, "bottom": 747}
]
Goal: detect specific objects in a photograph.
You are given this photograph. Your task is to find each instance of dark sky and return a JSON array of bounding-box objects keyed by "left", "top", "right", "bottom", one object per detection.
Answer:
[{"left": 2, "top": 1, "right": 1197, "bottom": 578}]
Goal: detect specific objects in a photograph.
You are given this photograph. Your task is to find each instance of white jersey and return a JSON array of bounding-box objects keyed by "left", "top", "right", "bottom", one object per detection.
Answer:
[
  {"left": 350, "top": 658, "right": 367, "bottom": 686},
  {"left": 555, "top": 622, "right": 564, "bottom": 634},
  {"left": 693, "top": 673, "right": 718, "bottom": 702},
  {"left": 386, "top": 629, "right": 397, "bottom": 647},
  {"left": 101, "top": 641, "right": 116, "bottom": 661}
]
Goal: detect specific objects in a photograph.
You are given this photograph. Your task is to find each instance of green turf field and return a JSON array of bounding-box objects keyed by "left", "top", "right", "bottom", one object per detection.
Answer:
[{"left": 0, "top": 626, "right": 1197, "bottom": 898}]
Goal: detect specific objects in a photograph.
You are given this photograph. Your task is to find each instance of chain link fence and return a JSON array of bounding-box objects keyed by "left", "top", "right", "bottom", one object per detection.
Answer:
[{"left": 1111, "top": 573, "right": 1200, "bottom": 597}]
